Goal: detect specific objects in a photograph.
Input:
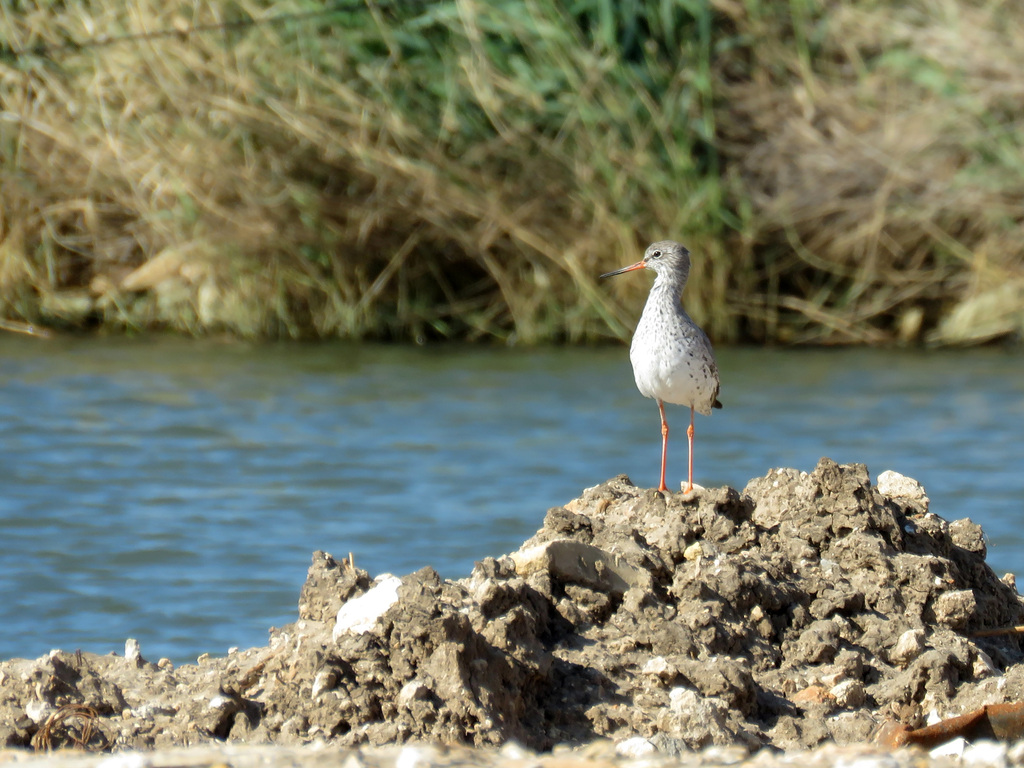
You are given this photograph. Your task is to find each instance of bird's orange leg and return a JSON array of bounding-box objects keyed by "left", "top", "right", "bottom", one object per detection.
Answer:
[
  {"left": 657, "top": 399, "right": 669, "bottom": 492},
  {"left": 684, "top": 406, "right": 695, "bottom": 494}
]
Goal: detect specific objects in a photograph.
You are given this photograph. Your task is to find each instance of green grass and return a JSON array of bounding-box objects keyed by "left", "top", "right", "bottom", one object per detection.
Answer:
[{"left": 0, "top": 0, "right": 1022, "bottom": 345}]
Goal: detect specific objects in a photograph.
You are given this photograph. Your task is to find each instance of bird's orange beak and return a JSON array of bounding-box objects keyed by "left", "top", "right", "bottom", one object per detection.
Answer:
[{"left": 599, "top": 260, "right": 647, "bottom": 279}]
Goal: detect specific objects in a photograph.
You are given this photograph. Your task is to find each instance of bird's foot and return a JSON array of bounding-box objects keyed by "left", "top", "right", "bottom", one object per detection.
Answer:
[{"left": 680, "top": 482, "right": 705, "bottom": 500}]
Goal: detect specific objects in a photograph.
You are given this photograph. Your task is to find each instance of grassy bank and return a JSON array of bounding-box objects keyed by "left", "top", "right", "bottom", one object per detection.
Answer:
[{"left": 1, "top": 0, "right": 1022, "bottom": 345}]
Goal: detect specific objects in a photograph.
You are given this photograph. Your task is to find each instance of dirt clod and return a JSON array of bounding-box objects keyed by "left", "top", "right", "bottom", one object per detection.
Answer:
[{"left": 1, "top": 458, "right": 1022, "bottom": 754}]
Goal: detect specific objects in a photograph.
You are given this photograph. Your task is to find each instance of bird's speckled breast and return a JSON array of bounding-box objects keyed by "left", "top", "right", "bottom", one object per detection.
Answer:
[{"left": 628, "top": 289, "right": 720, "bottom": 414}]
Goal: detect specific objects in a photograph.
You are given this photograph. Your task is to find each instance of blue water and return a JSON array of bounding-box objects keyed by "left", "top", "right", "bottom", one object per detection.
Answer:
[{"left": 1, "top": 336, "right": 1022, "bottom": 663}]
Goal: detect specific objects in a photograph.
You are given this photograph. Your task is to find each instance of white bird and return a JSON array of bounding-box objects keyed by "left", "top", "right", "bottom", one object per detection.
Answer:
[{"left": 601, "top": 240, "right": 722, "bottom": 493}]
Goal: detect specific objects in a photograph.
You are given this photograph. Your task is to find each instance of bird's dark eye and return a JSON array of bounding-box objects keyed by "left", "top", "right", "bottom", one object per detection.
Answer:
[{"left": 652, "top": 250, "right": 662, "bottom": 258}]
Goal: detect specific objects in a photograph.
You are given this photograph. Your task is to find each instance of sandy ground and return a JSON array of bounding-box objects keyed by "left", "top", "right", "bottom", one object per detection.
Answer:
[{"left": 2, "top": 740, "right": 1024, "bottom": 768}]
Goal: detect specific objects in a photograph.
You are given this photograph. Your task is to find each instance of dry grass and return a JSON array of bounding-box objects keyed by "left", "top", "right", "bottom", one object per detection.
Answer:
[
  {"left": 30, "top": 703, "right": 107, "bottom": 751},
  {"left": 1, "top": 0, "right": 1022, "bottom": 344},
  {"left": 716, "top": 0, "right": 1024, "bottom": 344}
]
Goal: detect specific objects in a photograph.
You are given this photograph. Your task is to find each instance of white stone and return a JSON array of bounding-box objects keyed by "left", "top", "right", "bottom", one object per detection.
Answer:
[
  {"left": 333, "top": 575, "right": 402, "bottom": 639},
  {"left": 819, "top": 670, "right": 844, "bottom": 687},
  {"left": 616, "top": 736, "right": 657, "bottom": 757},
  {"left": 890, "top": 629, "right": 926, "bottom": 665},
  {"left": 1008, "top": 741, "right": 1024, "bottom": 765},
  {"left": 669, "top": 686, "right": 700, "bottom": 712},
  {"left": 498, "top": 741, "right": 534, "bottom": 760},
  {"left": 125, "top": 638, "right": 142, "bottom": 665},
  {"left": 509, "top": 539, "right": 645, "bottom": 596},
  {"left": 877, "top": 471, "right": 929, "bottom": 509},
  {"left": 642, "top": 656, "right": 670, "bottom": 677},
  {"left": 25, "top": 699, "right": 53, "bottom": 723},
  {"left": 395, "top": 744, "right": 440, "bottom": 768},
  {"left": 961, "top": 740, "right": 1007, "bottom": 767},
  {"left": 311, "top": 670, "right": 338, "bottom": 699},
  {"left": 129, "top": 703, "right": 175, "bottom": 719},
  {"left": 930, "top": 736, "right": 966, "bottom": 758},
  {"left": 208, "top": 694, "right": 232, "bottom": 710},
  {"left": 974, "top": 649, "right": 998, "bottom": 678},
  {"left": 830, "top": 679, "right": 865, "bottom": 708},
  {"left": 397, "top": 680, "right": 430, "bottom": 707}
]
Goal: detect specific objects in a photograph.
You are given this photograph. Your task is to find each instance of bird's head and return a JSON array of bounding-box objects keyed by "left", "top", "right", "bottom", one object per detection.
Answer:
[{"left": 600, "top": 240, "right": 691, "bottom": 280}]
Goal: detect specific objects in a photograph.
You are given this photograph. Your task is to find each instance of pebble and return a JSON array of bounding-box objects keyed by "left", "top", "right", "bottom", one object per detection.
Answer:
[
  {"left": 311, "top": 669, "right": 338, "bottom": 700},
  {"left": 830, "top": 679, "right": 866, "bottom": 708},
  {"left": 395, "top": 744, "right": 441, "bottom": 768},
  {"left": 963, "top": 741, "right": 1009, "bottom": 767},
  {"left": 397, "top": 680, "right": 430, "bottom": 707},
  {"left": 669, "top": 686, "right": 700, "bottom": 711},
  {"left": 933, "top": 589, "right": 977, "bottom": 628},
  {"left": 642, "top": 656, "right": 675, "bottom": 681},
  {"left": 876, "top": 471, "right": 929, "bottom": 507},
  {"left": 615, "top": 737, "right": 656, "bottom": 757},
  {"left": 208, "top": 694, "right": 233, "bottom": 710},
  {"left": 890, "top": 629, "right": 926, "bottom": 666},
  {"left": 333, "top": 574, "right": 402, "bottom": 638},
  {"left": 931, "top": 737, "right": 967, "bottom": 759},
  {"left": 24, "top": 699, "right": 53, "bottom": 724},
  {"left": 498, "top": 741, "right": 535, "bottom": 760},
  {"left": 975, "top": 649, "right": 999, "bottom": 678},
  {"left": 125, "top": 638, "right": 143, "bottom": 666}
]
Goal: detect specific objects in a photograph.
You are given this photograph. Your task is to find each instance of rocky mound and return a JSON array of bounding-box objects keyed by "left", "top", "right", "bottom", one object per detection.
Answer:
[{"left": 1, "top": 459, "right": 1022, "bottom": 754}]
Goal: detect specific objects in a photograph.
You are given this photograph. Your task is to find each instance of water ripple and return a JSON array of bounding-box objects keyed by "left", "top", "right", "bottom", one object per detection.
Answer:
[{"left": 1, "top": 337, "right": 1022, "bottom": 663}]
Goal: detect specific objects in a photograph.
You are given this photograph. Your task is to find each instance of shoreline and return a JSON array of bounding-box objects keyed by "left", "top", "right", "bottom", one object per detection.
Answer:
[{"left": 1, "top": 460, "right": 1022, "bottom": 761}]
